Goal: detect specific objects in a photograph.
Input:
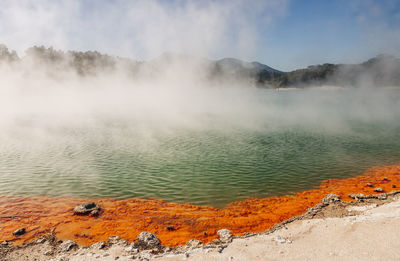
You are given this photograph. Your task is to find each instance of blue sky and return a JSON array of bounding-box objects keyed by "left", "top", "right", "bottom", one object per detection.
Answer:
[
  {"left": 0, "top": 0, "right": 399, "bottom": 71},
  {"left": 261, "top": 0, "right": 400, "bottom": 70}
]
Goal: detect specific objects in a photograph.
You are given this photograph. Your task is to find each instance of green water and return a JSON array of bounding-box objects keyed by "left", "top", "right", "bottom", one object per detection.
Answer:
[{"left": 0, "top": 88, "right": 400, "bottom": 207}]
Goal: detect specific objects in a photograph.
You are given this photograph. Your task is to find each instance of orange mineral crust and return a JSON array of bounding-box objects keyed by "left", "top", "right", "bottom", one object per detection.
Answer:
[{"left": 0, "top": 165, "right": 399, "bottom": 247}]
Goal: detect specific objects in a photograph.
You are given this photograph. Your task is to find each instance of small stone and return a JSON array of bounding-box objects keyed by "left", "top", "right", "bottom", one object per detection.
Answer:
[
  {"left": 274, "top": 235, "right": 286, "bottom": 244},
  {"left": 392, "top": 185, "right": 397, "bottom": 188},
  {"left": 108, "top": 236, "right": 121, "bottom": 245},
  {"left": 136, "top": 232, "right": 161, "bottom": 249},
  {"left": 349, "top": 193, "right": 366, "bottom": 199},
  {"left": 91, "top": 241, "right": 106, "bottom": 249},
  {"left": 212, "top": 239, "right": 221, "bottom": 245},
  {"left": 383, "top": 177, "right": 389, "bottom": 181},
  {"left": 73, "top": 202, "right": 101, "bottom": 216},
  {"left": 35, "top": 237, "right": 46, "bottom": 244},
  {"left": 217, "top": 229, "right": 233, "bottom": 243},
  {"left": 44, "top": 250, "right": 54, "bottom": 256},
  {"left": 186, "top": 239, "right": 202, "bottom": 248},
  {"left": 217, "top": 245, "right": 226, "bottom": 253},
  {"left": 125, "top": 243, "right": 139, "bottom": 253},
  {"left": 13, "top": 228, "right": 26, "bottom": 236},
  {"left": 1, "top": 241, "right": 9, "bottom": 246},
  {"left": 185, "top": 252, "right": 190, "bottom": 258},
  {"left": 374, "top": 187, "right": 384, "bottom": 193},
  {"left": 377, "top": 193, "right": 388, "bottom": 200},
  {"left": 366, "top": 183, "right": 373, "bottom": 187},
  {"left": 59, "top": 240, "right": 78, "bottom": 252},
  {"left": 321, "top": 193, "right": 341, "bottom": 205},
  {"left": 166, "top": 225, "right": 175, "bottom": 231}
]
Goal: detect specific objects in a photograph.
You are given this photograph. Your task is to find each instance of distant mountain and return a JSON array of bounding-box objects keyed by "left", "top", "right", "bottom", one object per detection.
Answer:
[
  {"left": 271, "top": 54, "right": 400, "bottom": 88},
  {"left": 0, "top": 44, "right": 398, "bottom": 88}
]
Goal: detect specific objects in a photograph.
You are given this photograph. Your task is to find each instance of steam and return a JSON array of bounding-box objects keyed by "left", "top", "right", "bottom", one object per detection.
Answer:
[{"left": 0, "top": 0, "right": 288, "bottom": 61}]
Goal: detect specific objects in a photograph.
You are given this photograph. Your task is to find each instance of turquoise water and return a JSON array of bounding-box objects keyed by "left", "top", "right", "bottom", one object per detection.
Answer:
[{"left": 0, "top": 88, "right": 400, "bottom": 207}]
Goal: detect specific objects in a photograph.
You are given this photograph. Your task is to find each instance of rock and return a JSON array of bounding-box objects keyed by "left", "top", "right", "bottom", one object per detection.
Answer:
[
  {"left": 166, "top": 225, "right": 175, "bottom": 231},
  {"left": 366, "top": 183, "right": 373, "bottom": 187},
  {"left": 186, "top": 239, "right": 202, "bottom": 248},
  {"left": 1, "top": 241, "right": 9, "bottom": 246},
  {"left": 73, "top": 202, "right": 100, "bottom": 215},
  {"left": 212, "top": 239, "right": 221, "bottom": 245},
  {"left": 90, "top": 241, "right": 106, "bottom": 249},
  {"left": 108, "top": 236, "right": 128, "bottom": 246},
  {"left": 217, "top": 245, "right": 226, "bottom": 253},
  {"left": 393, "top": 185, "right": 397, "bottom": 188},
  {"left": 217, "top": 229, "right": 233, "bottom": 243},
  {"left": 377, "top": 193, "right": 388, "bottom": 200},
  {"left": 136, "top": 232, "right": 161, "bottom": 249},
  {"left": 374, "top": 187, "right": 384, "bottom": 193},
  {"left": 44, "top": 250, "right": 54, "bottom": 256},
  {"left": 108, "top": 236, "right": 121, "bottom": 245},
  {"left": 59, "top": 240, "right": 77, "bottom": 252},
  {"left": 349, "top": 193, "right": 366, "bottom": 199},
  {"left": 125, "top": 243, "right": 139, "bottom": 253},
  {"left": 321, "top": 194, "right": 341, "bottom": 205},
  {"left": 383, "top": 177, "right": 389, "bottom": 181},
  {"left": 274, "top": 235, "right": 287, "bottom": 244},
  {"left": 13, "top": 228, "right": 26, "bottom": 236},
  {"left": 35, "top": 237, "right": 47, "bottom": 244}
]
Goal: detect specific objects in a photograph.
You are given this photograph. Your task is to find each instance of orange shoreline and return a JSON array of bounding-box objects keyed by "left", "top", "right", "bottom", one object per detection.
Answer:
[{"left": 0, "top": 165, "right": 399, "bottom": 247}]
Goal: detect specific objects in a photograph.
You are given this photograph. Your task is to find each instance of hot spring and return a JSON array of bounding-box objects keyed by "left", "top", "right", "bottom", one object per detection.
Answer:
[{"left": 1, "top": 86, "right": 399, "bottom": 207}]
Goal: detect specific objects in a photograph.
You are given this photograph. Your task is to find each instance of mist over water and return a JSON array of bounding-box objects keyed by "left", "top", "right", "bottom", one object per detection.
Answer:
[{"left": 0, "top": 70, "right": 400, "bottom": 207}]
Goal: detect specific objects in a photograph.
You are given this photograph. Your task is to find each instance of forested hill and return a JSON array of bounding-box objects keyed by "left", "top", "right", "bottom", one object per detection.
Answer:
[{"left": 0, "top": 44, "right": 398, "bottom": 88}]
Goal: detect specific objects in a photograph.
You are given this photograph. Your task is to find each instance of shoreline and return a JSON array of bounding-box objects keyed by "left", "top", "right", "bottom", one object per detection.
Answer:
[
  {"left": 0, "top": 165, "right": 399, "bottom": 250},
  {"left": 2, "top": 189, "right": 400, "bottom": 260}
]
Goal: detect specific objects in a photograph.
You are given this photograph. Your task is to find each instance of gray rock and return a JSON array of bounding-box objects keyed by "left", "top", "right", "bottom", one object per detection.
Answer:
[
  {"left": 321, "top": 193, "right": 341, "bottom": 205},
  {"left": 217, "top": 245, "right": 227, "bottom": 253},
  {"left": 108, "top": 236, "right": 121, "bottom": 245},
  {"left": 377, "top": 193, "right": 388, "bottom": 200},
  {"left": 274, "top": 235, "right": 292, "bottom": 244},
  {"left": 44, "top": 250, "right": 54, "bottom": 256},
  {"left": 212, "top": 239, "right": 221, "bottom": 245},
  {"left": 125, "top": 243, "right": 139, "bottom": 253},
  {"left": 217, "top": 229, "right": 233, "bottom": 243},
  {"left": 13, "top": 228, "right": 26, "bottom": 236},
  {"left": 274, "top": 235, "right": 286, "bottom": 243},
  {"left": 35, "top": 237, "right": 47, "bottom": 244},
  {"left": 374, "top": 187, "right": 384, "bottom": 192},
  {"left": 90, "top": 241, "right": 106, "bottom": 249},
  {"left": 165, "top": 225, "right": 175, "bottom": 231},
  {"left": 349, "top": 193, "right": 366, "bottom": 200},
  {"left": 186, "top": 239, "right": 202, "bottom": 248},
  {"left": 136, "top": 232, "right": 161, "bottom": 249},
  {"left": 59, "top": 240, "right": 77, "bottom": 252},
  {"left": 73, "top": 202, "right": 100, "bottom": 215}
]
